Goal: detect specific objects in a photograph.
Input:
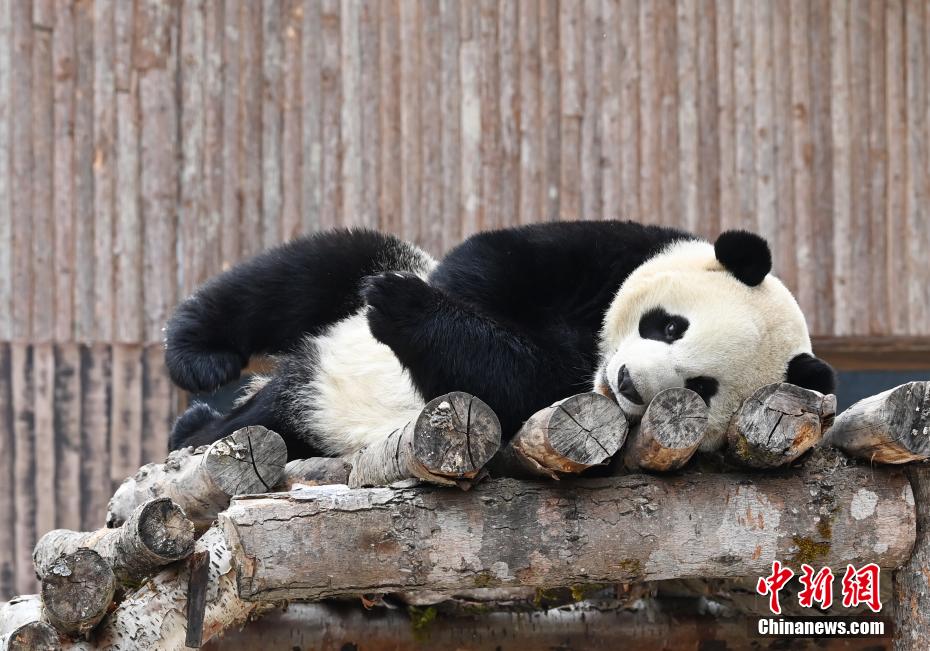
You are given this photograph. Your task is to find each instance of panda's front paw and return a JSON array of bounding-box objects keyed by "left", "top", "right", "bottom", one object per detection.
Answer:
[{"left": 362, "top": 272, "right": 439, "bottom": 343}]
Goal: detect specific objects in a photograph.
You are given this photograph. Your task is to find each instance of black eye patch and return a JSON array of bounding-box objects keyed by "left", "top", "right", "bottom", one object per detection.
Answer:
[
  {"left": 638, "top": 307, "right": 689, "bottom": 344},
  {"left": 685, "top": 376, "right": 719, "bottom": 405}
]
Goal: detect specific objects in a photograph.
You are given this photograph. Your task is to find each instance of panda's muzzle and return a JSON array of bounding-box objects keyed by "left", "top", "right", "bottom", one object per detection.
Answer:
[{"left": 617, "top": 365, "right": 645, "bottom": 405}]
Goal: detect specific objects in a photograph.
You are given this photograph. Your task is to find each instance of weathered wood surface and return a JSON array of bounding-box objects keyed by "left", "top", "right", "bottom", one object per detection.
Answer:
[
  {"left": 726, "top": 383, "right": 836, "bottom": 468},
  {"left": 829, "top": 381, "right": 930, "bottom": 464},
  {"left": 278, "top": 457, "right": 352, "bottom": 490},
  {"left": 220, "top": 465, "right": 916, "bottom": 601},
  {"left": 0, "top": 595, "right": 60, "bottom": 651},
  {"left": 202, "top": 602, "right": 890, "bottom": 651},
  {"left": 894, "top": 464, "right": 930, "bottom": 650},
  {"left": 107, "top": 426, "right": 287, "bottom": 532},
  {"left": 54, "top": 528, "right": 256, "bottom": 651},
  {"left": 34, "top": 497, "right": 195, "bottom": 586},
  {"left": 347, "top": 392, "right": 501, "bottom": 488},
  {"left": 40, "top": 548, "right": 114, "bottom": 636},
  {"left": 491, "top": 393, "right": 627, "bottom": 479},
  {"left": 623, "top": 387, "right": 707, "bottom": 472}
]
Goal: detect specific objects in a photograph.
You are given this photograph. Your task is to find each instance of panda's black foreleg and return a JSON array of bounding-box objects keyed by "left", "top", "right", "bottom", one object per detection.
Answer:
[
  {"left": 363, "top": 272, "right": 576, "bottom": 437},
  {"left": 165, "top": 229, "right": 430, "bottom": 393}
]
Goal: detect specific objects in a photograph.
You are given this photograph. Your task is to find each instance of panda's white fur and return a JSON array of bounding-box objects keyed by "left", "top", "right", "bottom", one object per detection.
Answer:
[
  {"left": 593, "top": 239, "right": 811, "bottom": 450},
  {"left": 282, "top": 311, "right": 425, "bottom": 456}
]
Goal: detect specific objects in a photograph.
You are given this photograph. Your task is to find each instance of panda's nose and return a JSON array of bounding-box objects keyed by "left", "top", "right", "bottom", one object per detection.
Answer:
[{"left": 617, "top": 365, "right": 645, "bottom": 405}]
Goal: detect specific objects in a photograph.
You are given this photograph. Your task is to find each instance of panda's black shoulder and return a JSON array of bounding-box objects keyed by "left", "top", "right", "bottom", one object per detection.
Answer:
[{"left": 434, "top": 220, "right": 691, "bottom": 286}]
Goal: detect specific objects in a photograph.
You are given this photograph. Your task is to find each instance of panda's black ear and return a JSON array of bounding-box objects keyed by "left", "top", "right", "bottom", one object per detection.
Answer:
[
  {"left": 786, "top": 353, "right": 837, "bottom": 395},
  {"left": 714, "top": 230, "right": 772, "bottom": 286}
]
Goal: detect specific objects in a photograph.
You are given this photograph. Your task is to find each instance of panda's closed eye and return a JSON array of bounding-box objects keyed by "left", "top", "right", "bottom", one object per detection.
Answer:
[
  {"left": 685, "top": 376, "right": 719, "bottom": 405},
  {"left": 639, "top": 307, "right": 689, "bottom": 344}
]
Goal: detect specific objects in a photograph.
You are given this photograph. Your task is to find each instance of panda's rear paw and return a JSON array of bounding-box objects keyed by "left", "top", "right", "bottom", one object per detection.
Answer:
[
  {"left": 165, "top": 347, "right": 244, "bottom": 393},
  {"left": 362, "top": 272, "right": 439, "bottom": 343}
]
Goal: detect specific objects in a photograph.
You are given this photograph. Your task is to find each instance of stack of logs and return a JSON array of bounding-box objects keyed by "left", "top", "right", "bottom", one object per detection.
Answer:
[{"left": 0, "top": 380, "right": 928, "bottom": 650}]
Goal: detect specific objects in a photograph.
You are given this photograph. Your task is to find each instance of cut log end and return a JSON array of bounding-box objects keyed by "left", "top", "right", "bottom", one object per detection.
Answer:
[
  {"left": 624, "top": 387, "right": 708, "bottom": 472},
  {"left": 203, "top": 425, "right": 289, "bottom": 496},
  {"left": 544, "top": 393, "right": 627, "bottom": 469},
  {"left": 726, "top": 383, "right": 834, "bottom": 468},
  {"left": 135, "top": 497, "right": 197, "bottom": 564},
  {"left": 830, "top": 381, "right": 930, "bottom": 464},
  {"left": 3, "top": 622, "right": 61, "bottom": 651},
  {"left": 40, "top": 549, "right": 115, "bottom": 636},
  {"left": 412, "top": 392, "right": 502, "bottom": 479}
]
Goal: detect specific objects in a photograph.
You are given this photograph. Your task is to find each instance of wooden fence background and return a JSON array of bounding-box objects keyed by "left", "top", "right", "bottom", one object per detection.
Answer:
[{"left": 1, "top": 0, "right": 929, "bottom": 598}]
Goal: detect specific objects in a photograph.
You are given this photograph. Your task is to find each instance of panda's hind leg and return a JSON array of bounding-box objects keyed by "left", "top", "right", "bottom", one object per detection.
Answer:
[
  {"left": 169, "top": 376, "right": 323, "bottom": 460},
  {"left": 165, "top": 229, "right": 436, "bottom": 394}
]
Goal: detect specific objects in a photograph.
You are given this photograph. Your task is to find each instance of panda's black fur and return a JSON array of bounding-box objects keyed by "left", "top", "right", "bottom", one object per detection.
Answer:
[{"left": 166, "top": 221, "right": 835, "bottom": 460}]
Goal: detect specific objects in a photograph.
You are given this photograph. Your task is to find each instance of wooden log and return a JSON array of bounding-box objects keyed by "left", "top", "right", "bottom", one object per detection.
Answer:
[
  {"left": 34, "top": 497, "right": 195, "bottom": 586},
  {"left": 106, "top": 426, "right": 287, "bottom": 532},
  {"left": 0, "top": 596, "right": 60, "bottom": 651},
  {"left": 278, "top": 457, "right": 352, "bottom": 489},
  {"left": 623, "top": 388, "right": 708, "bottom": 472},
  {"left": 201, "top": 601, "right": 891, "bottom": 651},
  {"left": 828, "top": 381, "right": 930, "bottom": 464},
  {"left": 894, "top": 464, "right": 930, "bottom": 650},
  {"left": 40, "top": 548, "right": 115, "bottom": 636},
  {"left": 726, "top": 383, "right": 836, "bottom": 468},
  {"left": 220, "top": 465, "right": 915, "bottom": 601},
  {"left": 60, "top": 528, "right": 256, "bottom": 651},
  {"left": 347, "top": 392, "right": 501, "bottom": 488},
  {"left": 491, "top": 393, "right": 627, "bottom": 479}
]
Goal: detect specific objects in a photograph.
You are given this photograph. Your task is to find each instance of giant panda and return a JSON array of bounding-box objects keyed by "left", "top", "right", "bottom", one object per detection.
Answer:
[{"left": 165, "top": 221, "right": 836, "bottom": 460}]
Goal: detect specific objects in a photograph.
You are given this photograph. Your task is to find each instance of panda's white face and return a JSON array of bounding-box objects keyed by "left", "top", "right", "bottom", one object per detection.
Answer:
[{"left": 594, "top": 237, "right": 816, "bottom": 451}]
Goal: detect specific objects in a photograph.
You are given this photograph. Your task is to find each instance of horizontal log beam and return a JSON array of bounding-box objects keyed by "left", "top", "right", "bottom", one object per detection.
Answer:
[
  {"left": 220, "top": 465, "right": 916, "bottom": 601},
  {"left": 202, "top": 601, "right": 888, "bottom": 651}
]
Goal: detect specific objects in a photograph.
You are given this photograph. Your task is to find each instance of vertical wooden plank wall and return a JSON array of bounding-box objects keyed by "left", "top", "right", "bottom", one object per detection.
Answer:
[{"left": 0, "top": 0, "right": 929, "bottom": 597}]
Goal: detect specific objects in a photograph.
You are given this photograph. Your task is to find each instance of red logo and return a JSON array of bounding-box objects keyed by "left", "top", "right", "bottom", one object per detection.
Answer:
[
  {"left": 756, "top": 560, "right": 795, "bottom": 615},
  {"left": 841, "top": 563, "right": 882, "bottom": 613},
  {"left": 757, "top": 562, "right": 882, "bottom": 614}
]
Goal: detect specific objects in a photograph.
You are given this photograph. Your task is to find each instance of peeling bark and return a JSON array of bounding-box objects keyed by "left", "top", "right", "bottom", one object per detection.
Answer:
[
  {"left": 347, "top": 392, "right": 501, "bottom": 488},
  {"left": 34, "top": 497, "right": 195, "bottom": 586},
  {"left": 491, "top": 393, "right": 627, "bottom": 479},
  {"left": 727, "top": 383, "right": 835, "bottom": 468},
  {"left": 220, "top": 466, "right": 915, "bottom": 601},
  {"left": 829, "top": 381, "right": 930, "bottom": 464},
  {"left": 894, "top": 464, "right": 930, "bottom": 650},
  {"left": 623, "top": 387, "right": 707, "bottom": 472},
  {"left": 59, "top": 528, "right": 258, "bottom": 651},
  {"left": 107, "top": 426, "right": 288, "bottom": 531}
]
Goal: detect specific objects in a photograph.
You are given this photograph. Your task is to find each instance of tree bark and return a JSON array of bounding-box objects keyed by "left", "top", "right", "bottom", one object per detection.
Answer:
[
  {"left": 107, "top": 426, "right": 288, "bottom": 531},
  {"left": 0, "top": 596, "right": 60, "bottom": 651},
  {"left": 829, "top": 381, "right": 930, "bottom": 464},
  {"left": 278, "top": 457, "right": 352, "bottom": 489},
  {"left": 40, "top": 549, "right": 115, "bottom": 636},
  {"left": 34, "top": 497, "right": 195, "bottom": 586},
  {"left": 55, "top": 528, "right": 257, "bottom": 651},
  {"left": 726, "top": 383, "right": 836, "bottom": 468},
  {"left": 623, "top": 387, "right": 707, "bottom": 471},
  {"left": 220, "top": 465, "right": 915, "bottom": 601},
  {"left": 347, "top": 392, "right": 501, "bottom": 488},
  {"left": 491, "top": 393, "right": 627, "bottom": 479},
  {"left": 894, "top": 463, "right": 930, "bottom": 650}
]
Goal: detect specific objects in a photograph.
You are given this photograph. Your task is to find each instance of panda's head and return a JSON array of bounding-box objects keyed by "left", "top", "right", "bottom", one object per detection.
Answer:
[{"left": 594, "top": 230, "right": 836, "bottom": 451}]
